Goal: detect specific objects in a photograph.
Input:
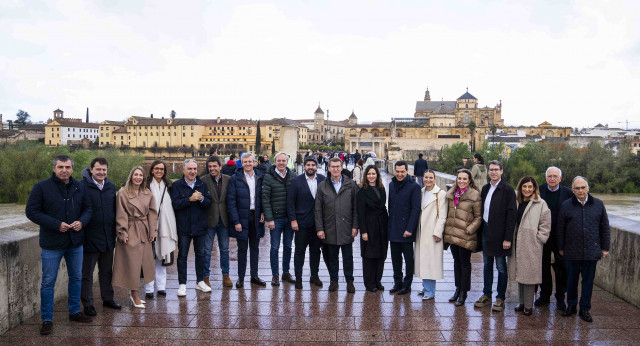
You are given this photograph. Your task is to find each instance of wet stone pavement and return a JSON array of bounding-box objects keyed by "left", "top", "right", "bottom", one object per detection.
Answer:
[{"left": 3, "top": 165, "right": 640, "bottom": 344}]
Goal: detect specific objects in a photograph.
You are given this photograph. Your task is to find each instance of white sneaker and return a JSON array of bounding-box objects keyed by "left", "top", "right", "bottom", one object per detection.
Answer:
[
  {"left": 177, "top": 284, "right": 187, "bottom": 297},
  {"left": 196, "top": 281, "right": 212, "bottom": 292}
]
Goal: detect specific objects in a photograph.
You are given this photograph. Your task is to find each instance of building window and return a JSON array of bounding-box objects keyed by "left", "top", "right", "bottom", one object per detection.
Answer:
[{"left": 465, "top": 104, "right": 468, "bottom": 108}]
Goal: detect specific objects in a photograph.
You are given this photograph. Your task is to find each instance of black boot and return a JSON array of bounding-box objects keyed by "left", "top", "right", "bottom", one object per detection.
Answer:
[
  {"left": 455, "top": 291, "right": 467, "bottom": 306},
  {"left": 449, "top": 288, "right": 461, "bottom": 302}
]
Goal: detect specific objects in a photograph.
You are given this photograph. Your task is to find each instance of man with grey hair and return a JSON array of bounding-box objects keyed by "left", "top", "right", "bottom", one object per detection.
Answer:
[
  {"left": 172, "top": 159, "right": 212, "bottom": 297},
  {"left": 537, "top": 166, "right": 573, "bottom": 309},
  {"left": 557, "top": 176, "right": 610, "bottom": 322},
  {"left": 26, "top": 155, "right": 94, "bottom": 335},
  {"left": 262, "top": 151, "right": 297, "bottom": 286}
]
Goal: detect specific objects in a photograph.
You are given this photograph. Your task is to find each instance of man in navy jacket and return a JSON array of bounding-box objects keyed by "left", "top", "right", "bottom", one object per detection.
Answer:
[
  {"left": 287, "top": 157, "right": 326, "bottom": 289},
  {"left": 171, "top": 159, "right": 212, "bottom": 296},
  {"left": 80, "top": 158, "right": 121, "bottom": 317},
  {"left": 26, "top": 155, "right": 93, "bottom": 335},
  {"left": 557, "top": 176, "right": 610, "bottom": 322},
  {"left": 387, "top": 160, "right": 421, "bottom": 295},
  {"left": 413, "top": 153, "right": 429, "bottom": 187}
]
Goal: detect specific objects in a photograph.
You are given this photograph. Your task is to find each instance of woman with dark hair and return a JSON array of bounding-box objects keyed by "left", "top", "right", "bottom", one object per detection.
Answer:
[
  {"left": 443, "top": 168, "right": 482, "bottom": 306},
  {"left": 509, "top": 176, "right": 551, "bottom": 316},
  {"left": 415, "top": 170, "right": 447, "bottom": 300},
  {"left": 352, "top": 159, "right": 365, "bottom": 185},
  {"left": 113, "top": 166, "right": 157, "bottom": 308},
  {"left": 356, "top": 165, "right": 389, "bottom": 292},
  {"left": 143, "top": 160, "right": 178, "bottom": 298},
  {"left": 471, "top": 153, "right": 487, "bottom": 188}
]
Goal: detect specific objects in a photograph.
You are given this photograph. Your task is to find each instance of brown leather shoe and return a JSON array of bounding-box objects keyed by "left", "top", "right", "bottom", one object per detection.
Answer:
[
  {"left": 282, "top": 273, "right": 296, "bottom": 284},
  {"left": 203, "top": 277, "right": 211, "bottom": 288},
  {"left": 222, "top": 275, "right": 233, "bottom": 287},
  {"left": 329, "top": 281, "right": 339, "bottom": 292},
  {"left": 271, "top": 275, "right": 280, "bottom": 286},
  {"left": 523, "top": 308, "right": 533, "bottom": 316},
  {"left": 514, "top": 304, "right": 525, "bottom": 312},
  {"left": 347, "top": 282, "right": 356, "bottom": 293}
]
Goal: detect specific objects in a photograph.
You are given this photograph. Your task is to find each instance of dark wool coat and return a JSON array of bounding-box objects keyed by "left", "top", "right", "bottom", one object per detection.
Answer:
[
  {"left": 287, "top": 173, "right": 326, "bottom": 229},
  {"left": 221, "top": 161, "right": 237, "bottom": 176},
  {"left": 387, "top": 177, "right": 421, "bottom": 243},
  {"left": 171, "top": 177, "right": 212, "bottom": 237},
  {"left": 315, "top": 176, "right": 359, "bottom": 246},
  {"left": 201, "top": 173, "right": 230, "bottom": 227},
  {"left": 480, "top": 180, "right": 517, "bottom": 257},
  {"left": 557, "top": 194, "right": 610, "bottom": 261},
  {"left": 227, "top": 168, "right": 265, "bottom": 240},
  {"left": 80, "top": 168, "right": 117, "bottom": 253},
  {"left": 413, "top": 158, "right": 429, "bottom": 178},
  {"left": 356, "top": 186, "right": 389, "bottom": 259},
  {"left": 26, "top": 173, "right": 93, "bottom": 250},
  {"left": 262, "top": 165, "right": 295, "bottom": 221}
]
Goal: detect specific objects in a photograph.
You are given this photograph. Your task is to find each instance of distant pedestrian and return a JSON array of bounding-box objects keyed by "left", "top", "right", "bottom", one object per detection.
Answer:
[
  {"left": 413, "top": 153, "right": 429, "bottom": 188},
  {"left": 471, "top": 153, "right": 487, "bottom": 188}
]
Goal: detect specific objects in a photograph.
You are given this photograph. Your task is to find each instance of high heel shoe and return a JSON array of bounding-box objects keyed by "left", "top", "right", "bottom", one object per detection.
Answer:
[
  {"left": 129, "top": 295, "right": 145, "bottom": 309},
  {"left": 449, "top": 288, "right": 460, "bottom": 302},
  {"left": 455, "top": 291, "right": 467, "bottom": 306}
]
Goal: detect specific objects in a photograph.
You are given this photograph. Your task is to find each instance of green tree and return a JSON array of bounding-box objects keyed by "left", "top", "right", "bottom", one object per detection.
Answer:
[
  {"left": 255, "top": 120, "right": 262, "bottom": 155},
  {"left": 15, "top": 109, "right": 31, "bottom": 126},
  {"left": 467, "top": 121, "right": 477, "bottom": 151},
  {"left": 170, "top": 110, "right": 176, "bottom": 119},
  {"left": 490, "top": 124, "right": 497, "bottom": 143}
]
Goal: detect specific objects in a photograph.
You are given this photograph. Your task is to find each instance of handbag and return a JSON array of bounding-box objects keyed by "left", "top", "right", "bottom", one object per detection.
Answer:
[{"left": 155, "top": 185, "right": 175, "bottom": 266}]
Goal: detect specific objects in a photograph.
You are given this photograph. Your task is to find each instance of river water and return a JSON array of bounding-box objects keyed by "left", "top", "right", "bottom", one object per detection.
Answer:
[{"left": 592, "top": 194, "right": 640, "bottom": 222}]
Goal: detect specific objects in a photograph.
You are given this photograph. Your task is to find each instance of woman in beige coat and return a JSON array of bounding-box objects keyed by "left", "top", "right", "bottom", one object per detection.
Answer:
[
  {"left": 443, "top": 168, "right": 482, "bottom": 306},
  {"left": 113, "top": 166, "right": 158, "bottom": 308},
  {"left": 508, "top": 176, "right": 551, "bottom": 316},
  {"left": 414, "top": 170, "right": 447, "bottom": 300}
]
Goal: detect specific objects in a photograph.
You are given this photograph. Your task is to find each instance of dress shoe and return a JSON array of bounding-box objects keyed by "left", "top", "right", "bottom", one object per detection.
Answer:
[
  {"left": 282, "top": 273, "right": 296, "bottom": 284},
  {"left": 69, "top": 312, "right": 93, "bottom": 323},
  {"left": 514, "top": 304, "right": 525, "bottom": 312},
  {"left": 376, "top": 283, "right": 385, "bottom": 291},
  {"left": 40, "top": 321, "right": 53, "bottom": 335},
  {"left": 449, "top": 288, "right": 461, "bottom": 302},
  {"left": 329, "top": 281, "right": 339, "bottom": 292},
  {"left": 177, "top": 284, "right": 187, "bottom": 297},
  {"left": 556, "top": 300, "right": 567, "bottom": 311},
  {"left": 455, "top": 292, "right": 467, "bottom": 306},
  {"left": 84, "top": 306, "right": 97, "bottom": 317},
  {"left": 271, "top": 275, "right": 280, "bottom": 286},
  {"left": 251, "top": 276, "right": 267, "bottom": 286},
  {"left": 145, "top": 292, "right": 154, "bottom": 299},
  {"left": 129, "top": 295, "right": 145, "bottom": 309},
  {"left": 366, "top": 287, "right": 378, "bottom": 292},
  {"left": 157, "top": 290, "right": 167, "bottom": 297},
  {"left": 203, "top": 277, "right": 211, "bottom": 288},
  {"left": 309, "top": 276, "right": 323, "bottom": 287},
  {"left": 523, "top": 308, "right": 533, "bottom": 316},
  {"left": 534, "top": 297, "right": 550, "bottom": 306},
  {"left": 347, "top": 282, "right": 356, "bottom": 294},
  {"left": 223, "top": 275, "right": 233, "bottom": 287},
  {"left": 236, "top": 279, "right": 244, "bottom": 289},
  {"left": 389, "top": 284, "right": 403, "bottom": 294},
  {"left": 103, "top": 300, "right": 121, "bottom": 309},
  {"left": 397, "top": 287, "right": 410, "bottom": 295},
  {"left": 579, "top": 309, "right": 593, "bottom": 322},
  {"left": 561, "top": 305, "right": 577, "bottom": 317},
  {"left": 295, "top": 277, "right": 303, "bottom": 290}
]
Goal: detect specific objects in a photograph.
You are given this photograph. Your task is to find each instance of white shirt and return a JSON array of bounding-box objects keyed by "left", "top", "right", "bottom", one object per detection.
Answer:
[
  {"left": 245, "top": 171, "right": 256, "bottom": 210},
  {"left": 579, "top": 195, "right": 589, "bottom": 206},
  {"left": 92, "top": 176, "right": 104, "bottom": 191},
  {"left": 276, "top": 168, "right": 287, "bottom": 179},
  {"left": 306, "top": 174, "right": 318, "bottom": 199},
  {"left": 483, "top": 179, "right": 501, "bottom": 223}
]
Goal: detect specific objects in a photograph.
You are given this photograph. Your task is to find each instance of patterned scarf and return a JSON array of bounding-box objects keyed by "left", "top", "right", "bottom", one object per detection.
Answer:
[{"left": 454, "top": 187, "right": 468, "bottom": 206}]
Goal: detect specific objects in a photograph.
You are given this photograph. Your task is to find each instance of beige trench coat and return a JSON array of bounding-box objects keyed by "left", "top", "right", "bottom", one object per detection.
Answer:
[
  {"left": 508, "top": 196, "right": 551, "bottom": 285},
  {"left": 112, "top": 187, "right": 158, "bottom": 290},
  {"left": 414, "top": 185, "right": 448, "bottom": 280}
]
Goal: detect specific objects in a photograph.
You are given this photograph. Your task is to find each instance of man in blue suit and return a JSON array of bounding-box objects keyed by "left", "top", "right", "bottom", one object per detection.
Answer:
[{"left": 287, "top": 157, "right": 326, "bottom": 289}]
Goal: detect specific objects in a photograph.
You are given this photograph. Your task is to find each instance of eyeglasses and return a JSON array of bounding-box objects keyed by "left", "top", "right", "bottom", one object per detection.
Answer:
[
  {"left": 572, "top": 186, "right": 587, "bottom": 190},
  {"left": 546, "top": 175, "right": 559, "bottom": 179}
]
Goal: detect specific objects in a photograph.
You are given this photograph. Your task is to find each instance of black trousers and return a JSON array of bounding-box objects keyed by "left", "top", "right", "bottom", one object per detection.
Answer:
[
  {"left": 540, "top": 237, "right": 566, "bottom": 300},
  {"left": 81, "top": 249, "right": 115, "bottom": 307},
  {"left": 450, "top": 244, "right": 472, "bottom": 292},
  {"left": 390, "top": 241, "right": 414, "bottom": 287},
  {"left": 237, "top": 211, "right": 260, "bottom": 279},
  {"left": 362, "top": 257, "right": 385, "bottom": 290},
  {"left": 294, "top": 226, "right": 323, "bottom": 278},
  {"left": 326, "top": 244, "right": 354, "bottom": 283}
]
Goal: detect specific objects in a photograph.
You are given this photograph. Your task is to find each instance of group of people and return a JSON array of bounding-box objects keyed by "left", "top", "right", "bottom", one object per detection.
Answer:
[{"left": 25, "top": 151, "right": 610, "bottom": 336}]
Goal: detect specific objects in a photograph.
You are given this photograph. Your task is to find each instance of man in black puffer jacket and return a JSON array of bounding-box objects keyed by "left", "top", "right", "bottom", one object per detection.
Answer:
[
  {"left": 557, "top": 176, "right": 610, "bottom": 323},
  {"left": 262, "top": 152, "right": 296, "bottom": 286}
]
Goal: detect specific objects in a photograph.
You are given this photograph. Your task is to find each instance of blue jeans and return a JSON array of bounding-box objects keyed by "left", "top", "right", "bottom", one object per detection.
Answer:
[
  {"left": 204, "top": 221, "right": 230, "bottom": 277},
  {"left": 482, "top": 223, "right": 508, "bottom": 299},
  {"left": 565, "top": 260, "right": 597, "bottom": 311},
  {"left": 269, "top": 217, "right": 294, "bottom": 276},
  {"left": 421, "top": 279, "right": 436, "bottom": 298},
  {"left": 177, "top": 234, "right": 208, "bottom": 284},
  {"left": 41, "top": 245, "right": 83, "bottom": 321}
]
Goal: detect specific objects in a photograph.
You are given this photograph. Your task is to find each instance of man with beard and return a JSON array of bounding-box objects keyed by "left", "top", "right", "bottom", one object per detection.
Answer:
[{"left": 287, "top": 157, "right": 326, "bottom": 289}]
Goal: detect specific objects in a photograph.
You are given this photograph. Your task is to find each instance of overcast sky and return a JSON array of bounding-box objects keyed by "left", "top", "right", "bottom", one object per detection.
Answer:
[{"left": 1, "top": 0, "right": 638, "bottom": 128}]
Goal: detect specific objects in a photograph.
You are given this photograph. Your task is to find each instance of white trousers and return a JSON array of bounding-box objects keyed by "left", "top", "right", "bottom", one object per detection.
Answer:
[{"left": 144, "top": 259, "right": 167, "bottom": 293}]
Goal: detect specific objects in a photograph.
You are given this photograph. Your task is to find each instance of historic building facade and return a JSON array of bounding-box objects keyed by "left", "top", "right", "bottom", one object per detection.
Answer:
[{"left": 44, "top": 109, "right": 99, "bottom": 146}]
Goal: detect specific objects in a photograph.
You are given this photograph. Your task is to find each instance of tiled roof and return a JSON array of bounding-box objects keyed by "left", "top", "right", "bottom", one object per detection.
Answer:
[
  {"left": 457, "top": 91, "right": 477, "bottom": 100},
  {"left": 49, "top": 120, "right": 100, "bottom": 128},
  {"left": 415, "top": 101, "right": 456, "bottom": 112},
  {"left": 113, "top": 127, "right": 128, "bottom": 133}
]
